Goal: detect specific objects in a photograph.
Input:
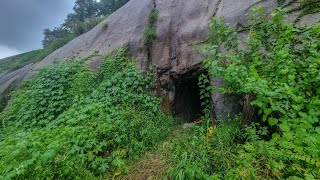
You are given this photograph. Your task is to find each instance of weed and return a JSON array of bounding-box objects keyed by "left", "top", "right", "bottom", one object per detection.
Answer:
[
  {"left": 144, "top": 7, "right": 158, "bottom": 48},
  {"left": 0, "top": 48, "right": 175, "bottom": 179},
  {"left": 200, "top": 8, "right": 320, "bottom": 179}
]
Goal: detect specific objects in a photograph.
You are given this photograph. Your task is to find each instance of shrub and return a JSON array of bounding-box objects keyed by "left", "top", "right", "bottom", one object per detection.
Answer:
[
  {"left": 284, "top": 0, "right": 320, "bottom": 23},
  {"left": 167, "top": 7, "right": 320, "bottom": 180},
  {"left": 166, "top": 119, "right": 242, "bottom": 180},
  {"left": 144, "top": 8, "right": 158, "bottom": 47},
  {"left": 0, "top": 48, "right": 175, "bottom": 179},
  {"left": 0, "top": 50, "right": 42, "bottom": 73},
  {"left": 201, "top": 8, "right": 320, "bottom": 179},
  {"left": 0, "top": 34, "right": 76, "bottom": 74},
  {"left": 34, "top": 34, "right": 77, "bottom": 62},
  {"left": 71, "top": 16, "right": 105, "bottom": 36},
  {"left": 42, "top": 27, "right": 70, "bottom": 48}
]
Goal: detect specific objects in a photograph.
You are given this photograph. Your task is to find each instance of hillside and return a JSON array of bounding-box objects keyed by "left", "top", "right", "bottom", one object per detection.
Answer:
[
  {"left": 0, "top": 0, "right": 319, "bottom": 179},
  {"left": 1, "top": 0, "right": 319, "bottom": 116},
  {"left": 0, "top": 50, "right": 41, "bottom": 73}
]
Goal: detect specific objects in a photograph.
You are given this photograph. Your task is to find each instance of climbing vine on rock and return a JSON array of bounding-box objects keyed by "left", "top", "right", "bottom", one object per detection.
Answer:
[
  {"left": 0, "top": 48, "right": 175, "bottom": 179},
  {"left": 281, "top": 0, "right": 320, "bottom": 23},
  {"left": 198, "top": 73, "right": 211, "bottom": 117},
  {"left": 144, "top": 1, "right": 158, "bottom": 48},
  {"left": 202, "top": 8, "right": 320, "bottom": 179}
]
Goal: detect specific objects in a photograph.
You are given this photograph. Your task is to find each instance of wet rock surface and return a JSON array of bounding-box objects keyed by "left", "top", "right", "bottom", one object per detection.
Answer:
[{"left": 1, "top": 0, "right": 319, "bottom": 118}]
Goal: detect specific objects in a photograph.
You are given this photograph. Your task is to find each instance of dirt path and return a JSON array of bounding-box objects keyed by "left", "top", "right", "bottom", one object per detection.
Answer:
[
  {"left": 118, "top": 126, "right": 186, "bottom": 180},
  {"left": 119, "top": 152, "right": 169, "bottom": 180}
]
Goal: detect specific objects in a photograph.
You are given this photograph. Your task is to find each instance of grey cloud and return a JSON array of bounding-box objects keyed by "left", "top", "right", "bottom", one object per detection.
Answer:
[{"left": 0, "top": 0, "right": 75, "bottom": 52}]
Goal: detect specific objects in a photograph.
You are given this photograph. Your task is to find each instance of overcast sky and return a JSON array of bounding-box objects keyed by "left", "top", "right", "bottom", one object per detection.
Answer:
[{"left": 0, "top": 0, "right": 75, "bottom": 59}]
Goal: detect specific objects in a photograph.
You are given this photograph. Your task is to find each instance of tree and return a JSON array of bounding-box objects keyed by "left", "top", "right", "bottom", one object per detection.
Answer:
[
  {"left": 98, "top": 0, "right": 129, "bottom": 15},
  {"left": 42, "top": 0, "right": 130, "bottom": 48},
  {"left": 73, "top": 0, "right": 99, "bottom": 21},
  {"left": 42, "top": 27, "right": 70, "bottom": 48},
  {"left": 62, "top": 13, "right": 79, "bottom": 30}
]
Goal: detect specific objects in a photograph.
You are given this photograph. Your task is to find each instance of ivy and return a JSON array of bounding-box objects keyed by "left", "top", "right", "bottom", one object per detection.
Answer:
[
  {"left": 198, "top": 73, "right": 211, "bottom": 117},
  {"left": 282, "top": 0, "right": 320, "bottom": 23},
  {"left": 202, "top": 8, "right": 320, "bottom": 179},
  {"left": 144, "top": 1, "right": 158, "bottom": 48},
  {"left": 0, "top": 48, "right": 175, "bottom": 179}
]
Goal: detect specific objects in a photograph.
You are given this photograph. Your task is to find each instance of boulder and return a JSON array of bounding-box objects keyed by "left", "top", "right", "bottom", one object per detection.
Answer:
[
  {"left": 0, "top": 0, "right": 319, "bottom": 120},
  {"left": 151, "top": 0, "right": 276, "bottom": 119}
]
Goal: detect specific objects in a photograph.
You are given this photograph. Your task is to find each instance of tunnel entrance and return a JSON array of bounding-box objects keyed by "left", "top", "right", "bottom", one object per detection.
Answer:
[{"left": 173, "top": 72, "right": 203, "bottom": 122}]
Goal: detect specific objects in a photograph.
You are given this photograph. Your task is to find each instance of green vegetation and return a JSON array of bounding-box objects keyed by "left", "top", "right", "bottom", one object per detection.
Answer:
[
  {"left": 0, "top": 34, "right": 76, "bottom": 73},
  {"left": 1, "top": 3, "right": 319, "bottom": 180},
  {"left": 43, "top": 16, "right": 104, "bottom": 48},
  {"left": 0, "top": 83, "right": 15, "bottom": 112},
  {"left": 0, "top": 50, "right": 41, "bottom": 73},
  {"left": 165, "top": 119, "right": 241, "bottom": 179},
  {"left": 37, "top": 34, "right": 77, "bottom": 61},
  {"left": 277, "top": 0, "right": 286, "bottom": 6},
  {"left": 279, "top": 0, "right": 320, "bottom": 23},
  {"left": 43, "top": 0, "right": 129, "bottom": 47},
  {"left": 71, "top": 16, "right": 106, "bottom": 36},
  {"left": 144, "top": 6, "right": 158, "bottom": 47},
  {"left": 1, "top": 0, "right": 131, "bottom": 73},
  {"left": 0, "top": 48, "right": 175, "bottom": 179},
  {"left": 292, "top": 0, "right": 320, "bottom": 23},
  {"left": 42, "top": 27, "right": 70, "bottom": 48},
  {"left": 167, "top": 8, "right": 320, "bottom": 179}
]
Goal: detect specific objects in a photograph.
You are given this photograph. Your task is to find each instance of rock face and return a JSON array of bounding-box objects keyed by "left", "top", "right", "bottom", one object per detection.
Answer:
[
  {"left": 151, "top": 0, "right": 277, "bottom": 119},
  {"left": 0, "top": 0, "right": 319, "bottom": 119},
  {"left": 0, "top": 0, "right": 153, "bottom": 108},
  {"left": 0, "top": 63, "right": 35, "bottom": 104},
  {"left": 32, "top": 0, "right": 153, "bottom": 69}
]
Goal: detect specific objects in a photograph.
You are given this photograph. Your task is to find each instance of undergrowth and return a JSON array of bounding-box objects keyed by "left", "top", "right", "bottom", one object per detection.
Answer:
[
  {"left": 34, "top": 34, "right": 76, "bottom": 62},
  {"left": 0, "top": 50, "right": 42, "bottom": 73},
  {"left": 0, "top": 34, "right": 75, "bottom": 74},
  {"left": 1, "top": 4, "right": 319, "bottom": 180},
  {"left": 168, "top": 8, "right": 320, "bottom": 179},
  {"left": 0, "top": 83, "right": 15, "bottom": 112},
  {"left": 281, "top": 0, "right": 320, "bottom": 23},
  {"left": 144, "top": 2, "right": 158, "bottom": 48},
  {"left": 0, "top": 48, "right": 175, "bottom": 179}
]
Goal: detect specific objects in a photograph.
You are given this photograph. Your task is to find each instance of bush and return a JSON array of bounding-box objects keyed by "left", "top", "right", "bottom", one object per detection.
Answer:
[
  {"left": 42, "top": 27, "right": 70, "bottom": 48},
  {"left": 0, "top": 34, "right": 76, "bottom": 74},
  {"left": 166, "top": 119, "right": 242, "bottom": 179},
  {"left": 144, "top": 8, "right": 158, "bottom": 47},
  {"left": 0, "top": 48, "right": 175, "bottom": 179},
  {"left": 0, "top": 50, "right": 42, "bottom": 73},
  {"left": 285, "top": 0, "right": 320, "bottom": 22},
  {"left": 34, "top": 34, "right": 76, "bottom": 62},
  {"left": 200, "top": 8, "right": 320, "bottom": 179},
  {"left": 71, "top": 16, "right": 105, "bottom": 36},
  {"left": 167, "top": 7, "right": 320, "bottom": 180}
]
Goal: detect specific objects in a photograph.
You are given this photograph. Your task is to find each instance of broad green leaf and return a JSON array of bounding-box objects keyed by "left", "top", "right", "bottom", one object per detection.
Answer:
[
  {"left": 41, "top": 149, "right": 57, "bottom": 165},
  {"left": 268, "top": 118, "right": 278, "bottom": 126},
  {"left": 279, "top": 122, "right": 290, "bottom": 132}
]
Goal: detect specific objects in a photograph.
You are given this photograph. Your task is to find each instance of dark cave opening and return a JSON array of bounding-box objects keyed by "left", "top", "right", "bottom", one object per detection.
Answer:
[{"left": 173, "top": 73, "right": 203, "bottom": 122}]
